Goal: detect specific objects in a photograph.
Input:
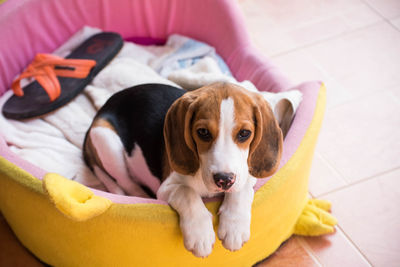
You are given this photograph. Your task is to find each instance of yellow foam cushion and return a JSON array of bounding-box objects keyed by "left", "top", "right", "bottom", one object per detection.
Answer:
[{"left": 43, "top": 173, "right": 112, "bottom": 221}]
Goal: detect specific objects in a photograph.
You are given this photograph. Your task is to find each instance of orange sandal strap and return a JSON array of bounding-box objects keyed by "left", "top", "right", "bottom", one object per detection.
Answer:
[{"left": 11, "top": 54, "right": 96, "bottom": 102}]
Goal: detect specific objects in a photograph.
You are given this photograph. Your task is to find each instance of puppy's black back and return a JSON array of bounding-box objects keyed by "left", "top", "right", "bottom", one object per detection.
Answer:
[{"left": 93, "top": 83, "right": 184, "bottom": 179}]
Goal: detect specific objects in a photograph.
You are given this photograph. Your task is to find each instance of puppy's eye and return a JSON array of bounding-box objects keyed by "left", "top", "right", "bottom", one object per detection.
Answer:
[
  {"left": 197, "top": 128, "right": 212, "bottom": 141},
  {"left": 237, "top": 129, "right": 251, "bottom": 142}
]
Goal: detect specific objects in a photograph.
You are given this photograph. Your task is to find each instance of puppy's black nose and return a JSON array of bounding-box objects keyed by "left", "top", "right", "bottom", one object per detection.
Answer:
[{"left": 213, "top": 172, "right": 236, "bottom": 190}]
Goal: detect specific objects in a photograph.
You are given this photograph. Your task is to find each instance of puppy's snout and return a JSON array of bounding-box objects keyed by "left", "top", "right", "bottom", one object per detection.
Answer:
[{"left": 213, "top": 172, "right": 236, "bottom": 190}]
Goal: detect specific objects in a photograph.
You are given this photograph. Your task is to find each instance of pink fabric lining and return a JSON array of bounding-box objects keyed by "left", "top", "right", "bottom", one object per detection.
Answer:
[{"left": 0, "top": 0, "right": 321, "bottom": 204}]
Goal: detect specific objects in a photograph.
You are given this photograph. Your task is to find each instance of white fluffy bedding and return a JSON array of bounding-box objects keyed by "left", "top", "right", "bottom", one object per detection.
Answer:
[{"left": 0, "top": 27, "right": 301, "bottom": 194}]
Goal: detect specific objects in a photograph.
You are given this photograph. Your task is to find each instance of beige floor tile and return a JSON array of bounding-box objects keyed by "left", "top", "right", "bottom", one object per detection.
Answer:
[
  {"left": 287, "top": 4, "right": 381, "bottom": 46},
  {"left": 256, "top": 236, "right": 320, "bottom": 266},
  {"left": 301, "top": 22, "right": 400, "bottom": 102},
  {"left": 308, "top": 152, "right": 347, "bottom": 197},
  {"left": 240, "top": 1, "right": 400, "bottom": 266},
  {"left": 239, "top": 0, "right": 382, "bottom": 56},
  {"left": 323, "top": 169, "right": 400, "bottom": 266},
  {"left": 365, "top": 0, "right": 400, "bottom": 19},
  {"left": 270, "top": 50, "right": 328, "bottom": 85},
  {"left": 316, "top": 89, "right": 400, "bottom": 183},
  {"left": 391, "top": 17, "right": 400, "bottom": 30},
  {"left": 302, "top": 227, "right": 371, "bottom": 267},
  {"left": 270, "top": 51, "right": 354, "bottom": 109},
  {"left": 243, "top": 15, "right": 297, "bottom": 57},
  {"left": 390, "top": 86, "right": 400, "bottom": 102},
  {"left": 267, "top": 22, "right": 400, "bottom": 108}
]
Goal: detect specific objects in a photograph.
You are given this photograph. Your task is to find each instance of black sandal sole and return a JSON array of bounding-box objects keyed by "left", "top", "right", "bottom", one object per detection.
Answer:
[{"left": 2, "top": 32, "right": 123, "bottom": 120}]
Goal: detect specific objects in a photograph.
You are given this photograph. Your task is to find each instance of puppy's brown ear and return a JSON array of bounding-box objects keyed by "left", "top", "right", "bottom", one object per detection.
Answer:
[
  {"left": 164, "top": 93, "right": 199, "bottom": 175},
  {"left": 248, "top": 93, "right": 283, "bottom": 178}
]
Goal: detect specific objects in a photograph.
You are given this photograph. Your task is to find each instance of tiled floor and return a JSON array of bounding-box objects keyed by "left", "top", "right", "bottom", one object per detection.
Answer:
[
  {"left": 1, "top": 1, "right": 399, "bottom": 266},
  {"left": 239, "top": 0, "right": 400, "bottom": 266}
]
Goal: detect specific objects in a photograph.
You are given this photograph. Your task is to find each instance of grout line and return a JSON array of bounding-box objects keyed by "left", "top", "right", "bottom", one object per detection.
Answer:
[
  {"left": 362, "top": 0, "right": 400, "bottom": 32},
  {"left": 324, "top": 85, "right": 400, "bottom": 113},
  {"left": 268, "top": 20, "right": 385, "bottom": 59},
  {"left": 296, "top": 237, "right": 324, "bottom": 267},
  {"left": 335, "top": 225, "right": 374, "bottom": 267},
  {"left": 317, "top": 166, "right": 400, "bottom": 198},
  {"left": 325, "top": 91, "right": 383, "bottom": 112},
  {"left": 361, "top": 0, "right": 389, "bottom": 19},
  {"left": 316, "top": 152, "right": 349, "bottom": 185},
  {"left": 388, "top": 20, "right": 400, "bottom": 32}
]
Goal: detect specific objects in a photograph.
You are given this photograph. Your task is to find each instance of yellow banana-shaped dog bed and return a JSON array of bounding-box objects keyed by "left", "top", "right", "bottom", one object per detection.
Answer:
[{"left": 0, "top": 0, "right": 336, "bottom": 266}]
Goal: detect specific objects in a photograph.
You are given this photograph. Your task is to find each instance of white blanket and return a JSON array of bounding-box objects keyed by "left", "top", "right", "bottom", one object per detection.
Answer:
[{"left": 0, "top": 27, "right": 301, "bottom": 194}]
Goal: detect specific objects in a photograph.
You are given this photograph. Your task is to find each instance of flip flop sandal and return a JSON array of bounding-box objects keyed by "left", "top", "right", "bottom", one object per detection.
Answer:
[{"left": 2, "top": 32, "right": 123, "bottom": 120}]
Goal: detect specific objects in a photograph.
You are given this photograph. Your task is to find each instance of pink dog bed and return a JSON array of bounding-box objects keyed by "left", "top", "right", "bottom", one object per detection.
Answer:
[{"left": 0, "top": 0, "right": 320, "bottom": 204}]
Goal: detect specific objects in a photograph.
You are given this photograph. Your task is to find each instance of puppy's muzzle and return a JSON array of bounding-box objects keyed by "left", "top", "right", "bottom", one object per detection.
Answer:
[{"left": 213, "top": 172, "right": 236, "bottom": 190}]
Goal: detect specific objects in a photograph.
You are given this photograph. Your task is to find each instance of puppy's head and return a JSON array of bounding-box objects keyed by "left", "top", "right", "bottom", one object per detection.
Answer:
[{"left": 164, "top": 83, "right": 283, "bottom": 193}]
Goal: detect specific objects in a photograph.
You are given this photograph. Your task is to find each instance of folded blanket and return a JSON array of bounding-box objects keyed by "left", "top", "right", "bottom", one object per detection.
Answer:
[
  {"left": 149, "top": 35, "right": 232, "bottom": 77},
  {"left": 0, "top": 26, "right": 301, "bottom": 195}
]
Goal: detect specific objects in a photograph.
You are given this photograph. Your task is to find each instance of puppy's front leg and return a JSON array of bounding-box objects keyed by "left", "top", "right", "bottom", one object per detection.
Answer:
[
  {"left": 218, "top": 177, "right": 256, "bottom": 251},
  {"left": 157, "top": 173, "right": 215, "bottom": 258}
]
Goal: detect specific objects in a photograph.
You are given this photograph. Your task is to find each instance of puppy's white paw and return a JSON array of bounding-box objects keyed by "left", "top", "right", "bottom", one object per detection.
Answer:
[
  {"left": 180, "top": 211, "right": 215, "bottom": 258},
  {"left": 218, "top": 211, "right": 251, "bottom": 251}
]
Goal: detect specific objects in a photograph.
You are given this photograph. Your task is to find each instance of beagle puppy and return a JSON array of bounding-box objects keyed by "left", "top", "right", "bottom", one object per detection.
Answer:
[{"left": 83, "top": 82, "right": 283, "bottom": 257}]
